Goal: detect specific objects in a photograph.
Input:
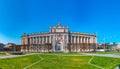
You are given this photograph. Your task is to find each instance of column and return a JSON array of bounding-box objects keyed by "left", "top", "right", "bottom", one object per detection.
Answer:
[
  {"left": 47, "top": 36, "right": 48, "bottom": 43},
  {"left": 89, "top": 37, "right": 91, "bottom": 43},
  {"left": 77, "top": 36, "right": 79, "bottom": 44},
  {"left": 83, "top": 37, "right": 85, "bottom": 43},
  {"left": 35, "top": 37, "right": 37, "bottom": 44},
  {"left": 39, "top": 36, "right": 41, "bottom": 44},
  {"left": 33, "top": 37, "right": 35, "bottom": 44},
  {"left": 76, "top": 36, "right": 78, "bottom": 44},
  {"left": 46, "top": 36, "right": 47, "bottom": 43},
  {"left": 30, "top": 37, "right": 31, "bottom": 44},
  {"left": 41, "top": 36, "right": 42, "bottom": 44},
  {"left": 72, "top": 36, "right": 74, "bottom": 43},
  {"left": 75, "top": 36, "right": 76, "bottom": 43},
  {"left": 44, "top": 36, "right": 46, "bottom": 44},
  {"left": 86, "top": 37, "right": 88, "bottom": 43},
  {"left": 79, "top": 36, "right": 81, "bottom": 43},
  {"left": 31, "top": 37, "right": 33, "bottom": 44},
  {"left": 73, "top": 36, "right": 75, "bottom": 44},
  {"left": 72, "top": 35, "right": 74, "bottom": 43},
  {"left": 75, "top": 36, "right": 77, "bottom": 43},
  {"left": 71, "top": 35, "right": 72, "bottom": 43},
  {"left": 84, "top": 37, "right": 86, "bottom": 43},
  {"left": 38, "top": 36, "right": 40, "bottom": 44},
  {"left": 42, "top": 36, "right": 44, "bottom": 44},
  {"left": 47, "top": 36, "right": 49, "bottom": 43},
  {"left": 48, "top": 36, "right": 49, "bottom": 43},
  {"left": 88, "top": 37, "right": 90, "bottom": 51},
  {"left": 35, "top": 37, "right": 36, "bottom": 44},
  {"left": 88, "top": 37, "right": 90, "bottom": 43},
  {"left": 43, "top": 36, "right": 45, "bottom": 44},
  {"left": 62, "top": 35, "right": 64, "bottom": 51},
  {"left": 44, "top": 36, "right": 45, "bottom": 44},
  {"left": 32, "top": 37, "right": 33, "bottom": 44},
  {"left": 80, "top": 36, "right": 83, "bottom": 43},
  {"left": 53, "top": 35, "right": 55, "bottom": 51},
  {"left": 85, "top": 37, "right": 87, "bottom": 43},
  {"left": 37, "top": 37, "right": 39, "bottom": 44},
  {"left": 66, "top": 35, "right": 68, "bottom": 43},
  {"left": 40, "top": 36, "right": 42, "bottom": 44},
  {"left": 33, "top": 37, "right": 36, "bottom": 44},
  {"left": 82, "top": 37, "right": 84, "bottom": 43},
  {"left": 49, "top": 35, "right": 51, "bottom": 43}
]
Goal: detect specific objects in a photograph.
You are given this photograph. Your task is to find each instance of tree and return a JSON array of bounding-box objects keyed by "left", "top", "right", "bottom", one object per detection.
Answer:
[{"left": 0, "top": 43, "right": 5, "bottom": 51}]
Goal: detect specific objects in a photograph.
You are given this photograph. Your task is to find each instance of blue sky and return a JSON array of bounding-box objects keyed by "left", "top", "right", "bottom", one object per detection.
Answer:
[{"left": 0, "top": 0, "right": 120, "bottom": 44}]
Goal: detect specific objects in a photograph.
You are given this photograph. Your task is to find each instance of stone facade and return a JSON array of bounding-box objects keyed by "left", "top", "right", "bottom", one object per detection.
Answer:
[{"left": 21, "top": 23, "right": 97, "bottom": 52}]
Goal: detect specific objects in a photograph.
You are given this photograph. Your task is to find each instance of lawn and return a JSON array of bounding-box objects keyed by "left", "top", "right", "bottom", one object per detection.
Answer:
[{"left": 0, "top": 53, "right": 120, "bottom": 69}]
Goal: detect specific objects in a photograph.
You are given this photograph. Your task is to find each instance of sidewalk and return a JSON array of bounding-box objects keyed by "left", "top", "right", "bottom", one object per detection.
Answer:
[
  {"left": 0, "top": 53, "right": 40, "bottom": 59},
  {"left": 82, "top": 53, "right": 120, "bottom": 58}
]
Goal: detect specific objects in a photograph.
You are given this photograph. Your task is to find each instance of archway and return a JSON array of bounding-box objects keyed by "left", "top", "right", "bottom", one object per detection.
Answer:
[{"left": 56, "top": 40, "right": 63, "bottom": 52}]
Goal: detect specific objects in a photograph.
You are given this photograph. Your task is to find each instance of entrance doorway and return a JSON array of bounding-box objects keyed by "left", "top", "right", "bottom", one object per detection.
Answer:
[
  {"left": 56, "top": 41, "right": 62, "bottom": 52},
  {"left": 57, "top": 46, "right": 61, "bottom": 51}
]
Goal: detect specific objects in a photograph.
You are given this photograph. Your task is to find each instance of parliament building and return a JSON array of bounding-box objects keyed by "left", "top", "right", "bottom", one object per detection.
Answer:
[{"left": 21, "top": 23, "right": 97, "bottom": 52}]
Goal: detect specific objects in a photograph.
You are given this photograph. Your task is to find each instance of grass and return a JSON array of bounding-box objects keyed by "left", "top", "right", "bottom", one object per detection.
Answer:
[
  {"left": 43, "top": 52, "right": 81, "bottom": 55},
  {"left": 0, "top": 55, "right": 40, "bottom": 69},
  {"left": 0, "top": 53, "right": 120, "bottom": 69},
  {"left": 91, "top": 56, "right": 120, "bottom": 69},
  {"left": 28, "top": 55, "right": 95, "bottom": 69}
]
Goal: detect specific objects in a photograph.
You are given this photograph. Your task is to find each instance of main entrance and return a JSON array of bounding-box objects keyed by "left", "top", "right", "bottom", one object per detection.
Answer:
[
  {"left": 56, "top": 46, "right": 61, "bottom": 51},
  {"left": 56, "top": 40, "right": 62, "bottom": 52}
]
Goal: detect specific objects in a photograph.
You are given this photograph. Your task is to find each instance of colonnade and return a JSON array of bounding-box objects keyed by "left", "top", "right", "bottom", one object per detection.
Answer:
[
  {"left": 29, "top": 36, "right": 51, "bottom": 44},
  {"left": 23, "top": 35, "right": 96, "bottom": 45},
  {"left": 70, "top": 36, "right": 96, "bottom": 44}
]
